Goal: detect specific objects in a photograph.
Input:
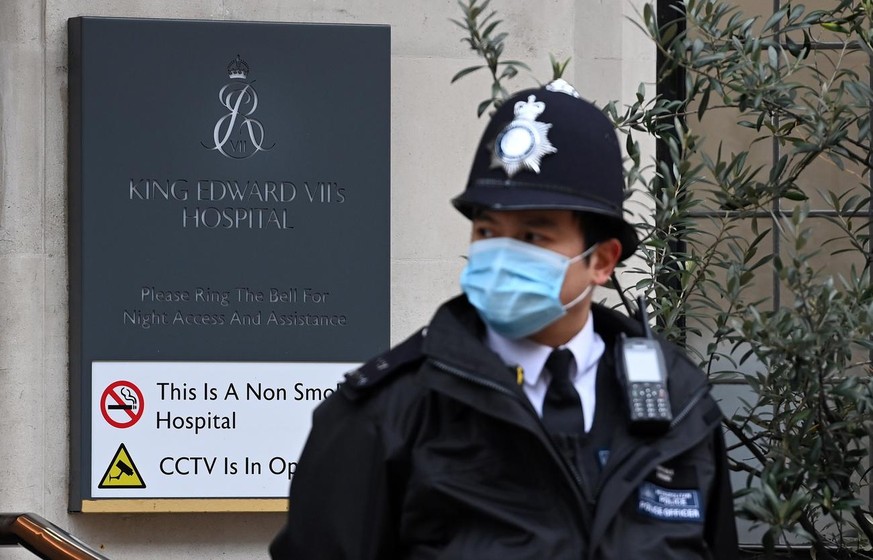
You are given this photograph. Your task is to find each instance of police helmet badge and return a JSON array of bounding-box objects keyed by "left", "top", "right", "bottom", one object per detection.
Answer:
[
  {"left": 493, "top": 94, "right": 557, "bottom": 177},
  {"left": 545, "top": 78, "right": 581, "bottom": 98}
]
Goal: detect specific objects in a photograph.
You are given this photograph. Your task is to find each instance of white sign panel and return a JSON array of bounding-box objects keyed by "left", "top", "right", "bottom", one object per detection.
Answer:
[{"left": 91, "top": 361, "right": 354, "bottom": 498}]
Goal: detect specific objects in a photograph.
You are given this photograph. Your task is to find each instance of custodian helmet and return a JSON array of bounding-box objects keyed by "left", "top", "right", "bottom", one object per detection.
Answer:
[{"left": 452, "top": 79, "right": 639, "bottom": 261}]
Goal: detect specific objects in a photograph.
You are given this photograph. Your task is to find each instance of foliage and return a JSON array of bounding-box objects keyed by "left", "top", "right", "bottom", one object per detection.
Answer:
[
  {"left": 450, "top": 0, "right": 530, "bottom": 116},
  {"left": 453, "top": 0, "right": 873, "bottom": 557},
  {"left": 451, "top": 0, "right": 569, "bottom": 116}
]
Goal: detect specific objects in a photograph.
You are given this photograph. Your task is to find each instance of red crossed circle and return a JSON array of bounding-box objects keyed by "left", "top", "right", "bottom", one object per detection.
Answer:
[{"left": 100, "top": 380, "right": 145, "bottom": 429}]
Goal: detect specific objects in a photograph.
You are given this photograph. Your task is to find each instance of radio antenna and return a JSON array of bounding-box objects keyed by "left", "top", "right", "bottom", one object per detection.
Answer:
[
  {"left": 636, "top": 295, "right": 654, "bottom": 339},
  {"left": 610, "top": 272, "right": 635, "bottom": 317}
]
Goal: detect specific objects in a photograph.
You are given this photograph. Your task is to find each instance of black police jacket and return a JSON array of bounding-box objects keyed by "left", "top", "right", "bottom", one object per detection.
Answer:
[{"left": 270, "top": 296, "right": 738, "bottom": 560}]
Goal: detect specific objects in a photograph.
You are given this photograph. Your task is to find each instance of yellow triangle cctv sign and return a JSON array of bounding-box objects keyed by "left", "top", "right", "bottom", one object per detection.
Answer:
[{"left": 98, "top": 443, "right": 146, "bottom": 489}]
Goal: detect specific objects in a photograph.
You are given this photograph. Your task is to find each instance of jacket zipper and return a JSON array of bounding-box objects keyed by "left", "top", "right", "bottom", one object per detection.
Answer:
[
  {"left": 428, "top": 358, "right": 592, "bottom": 504},
  {"left": 670, "top": 384, "right": 711, "bottom": 428}
]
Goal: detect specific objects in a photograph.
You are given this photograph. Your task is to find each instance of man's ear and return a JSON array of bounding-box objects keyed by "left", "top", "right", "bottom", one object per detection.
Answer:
[{"left": 590, "top": 239, "right": 622, "bottom": 285}]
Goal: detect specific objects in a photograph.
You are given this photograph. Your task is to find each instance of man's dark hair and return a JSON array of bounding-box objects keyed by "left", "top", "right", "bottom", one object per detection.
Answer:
[{"left": 576, "top": 212, "right": 624, "bottom": 256}]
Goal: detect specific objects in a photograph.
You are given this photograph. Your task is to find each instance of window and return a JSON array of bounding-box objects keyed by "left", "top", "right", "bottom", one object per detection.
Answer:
[{"left": 653, "top": 0, "right": 873, "bottom": 550}]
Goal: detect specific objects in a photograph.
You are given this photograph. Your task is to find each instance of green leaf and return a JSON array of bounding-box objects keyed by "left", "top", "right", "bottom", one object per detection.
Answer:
[
  {"left": 821, "top": 21, "right": 849, "bottom": 33},
  {"left": 498, "top": 59, "right": 531, "bottom": 70},
  {"left": 476, "top": 98, "right": 492, "bottom": 117},
  {"left": 697, "top": 86, "right": 711, "bottom": 120},
  {"left": 783, "top": 190, "right": 808, "bottom": 201},
  {"left": 769, "top": 155, "right": 788, "bottom": 182},
  {"left": 451, "top": 65, "right": 484, "bottom": 83},
  {"left": 767, "top": 45, "right": 779, "bottom": 70},
  {"left": 661, "top": 22, "right": 678, "bottom": 44},
  {"left": 499, "top": 65, "right": 518, "bottom": 79},
  {"left": 491, "top": 31, "right": 508, "bottom": 45},
  {"left": 762, "top": 7, "right": 788, "bottom": 33},
  {"left": 785, "top": 35, "right": 802, "bottom": 57},
  {"left": 482, "top": 19, "right": 502, "bottom": 38},
  {"left": 801, "top": 30, "right": 811, "bottom": 59}
]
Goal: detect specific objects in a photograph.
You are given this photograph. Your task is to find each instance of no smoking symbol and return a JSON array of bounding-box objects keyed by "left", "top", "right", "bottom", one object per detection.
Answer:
[{"left": 100, "top": 380, "right": 144, "bottom": 429}]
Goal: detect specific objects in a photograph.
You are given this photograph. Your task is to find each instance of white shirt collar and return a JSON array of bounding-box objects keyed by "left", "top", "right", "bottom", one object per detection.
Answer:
[{"left": 485, "top": 313, "right": 604, "bottom": 386}]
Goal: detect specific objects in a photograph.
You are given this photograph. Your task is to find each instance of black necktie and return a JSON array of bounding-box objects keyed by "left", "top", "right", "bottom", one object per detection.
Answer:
[{"left": 542, "top": 348, "right": 586, "bottom": 437}]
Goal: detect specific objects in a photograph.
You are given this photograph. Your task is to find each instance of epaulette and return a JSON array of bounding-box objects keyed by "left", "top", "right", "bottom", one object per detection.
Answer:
[{"left": 341, "top": 328, "right": 426, "bottom": 401}]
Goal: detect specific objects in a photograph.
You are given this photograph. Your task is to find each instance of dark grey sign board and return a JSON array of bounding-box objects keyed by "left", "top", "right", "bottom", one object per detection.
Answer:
[{"left": 68, "top": 17, "right": 390, "bottom": 512}]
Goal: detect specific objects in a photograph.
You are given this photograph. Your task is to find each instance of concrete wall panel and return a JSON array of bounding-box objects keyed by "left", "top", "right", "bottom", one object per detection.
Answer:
[
  {"left": 0, "top": 1, "right": 45, "bottom": 254},
  {"left": 0, "top": 255, "right": 46, "bottom": 512},
  {"left": 391, "top": 56, "right": 480, "bottom": 264},
  {"left": 391, "top": 259, "right": 465, "bottom": 341}
]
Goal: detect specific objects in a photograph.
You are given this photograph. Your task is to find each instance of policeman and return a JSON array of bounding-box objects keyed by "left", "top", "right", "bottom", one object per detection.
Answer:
[{"left": 270, "top": 80, "right": 738, "bottom": 559}]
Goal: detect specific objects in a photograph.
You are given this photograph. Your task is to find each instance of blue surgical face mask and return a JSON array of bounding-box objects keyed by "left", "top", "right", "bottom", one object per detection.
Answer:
[{"left": 460, "top": 237, "right": 598, "bottom": 339}]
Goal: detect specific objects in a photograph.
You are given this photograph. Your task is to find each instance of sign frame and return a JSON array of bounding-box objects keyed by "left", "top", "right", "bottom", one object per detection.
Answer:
[{"left": 68, "top": 16, "right": 391, "bottom": 512}]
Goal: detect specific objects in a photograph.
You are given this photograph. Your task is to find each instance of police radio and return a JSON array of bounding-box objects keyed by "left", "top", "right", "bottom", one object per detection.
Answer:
[{"left": 617, "top": 297, "right": 672, "bottom": 436}]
